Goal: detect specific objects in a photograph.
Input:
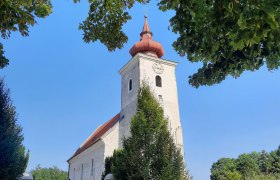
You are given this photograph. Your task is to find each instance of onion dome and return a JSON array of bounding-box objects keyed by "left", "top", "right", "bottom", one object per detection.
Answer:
[{"left": 129, "top": 16, "right": 165, "bottom": 58}]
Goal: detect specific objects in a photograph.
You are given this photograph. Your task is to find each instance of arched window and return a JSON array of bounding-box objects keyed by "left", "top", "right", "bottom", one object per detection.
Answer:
[
  {"left": 91, "top": 159, "right": 95, "bottom": 177},
  {"left": 129, "top": 79, "right": 132, "bottom": 91},
  {"left": 156, "top": 76, "right": 162, "bottom": 87},
  {"left": 73, "top": 168, "right": 75, "bottom": 180},
  {"left": 81, "top": 164, "right": 83, "bottom": 180}
]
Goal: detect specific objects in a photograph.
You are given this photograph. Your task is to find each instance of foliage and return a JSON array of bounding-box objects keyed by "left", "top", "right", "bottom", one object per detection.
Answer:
[
  {"left": 102, "top": 82, "right": 190, "bottom": 180},
  {"left": 73, "top": 0, "right": 149, "bottom": 51},
  {"left": 76, "top": 0, "right": 280, "bottom": 87},
  {"left": 31, "top": 165, "right": 67, "bottom": 180},
  {"left": 0, "top": 0, "right": 52, "bottom": 68},
  {"left": 210, "top": 158, "right": 241, "bottom": 180},
  {"left": 0, "top": 43, "right": 8, "bottom": 68},
  {"left": 236, "top": 152, "right": 260, "bottom": 177},
  {"left": 0, "top": 78, "right": 29, "bottom": 180},
  {"left": 211, "top": 146, "right": 280, "bottom": 180},
  {"left": 101, "top": 156, "right": 114, "bottom": 180}
]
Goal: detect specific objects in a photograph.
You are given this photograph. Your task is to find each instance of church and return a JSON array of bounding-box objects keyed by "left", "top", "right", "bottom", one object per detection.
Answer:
[{"left": 67, "top": 17, "right": 184, "bottom": 180}]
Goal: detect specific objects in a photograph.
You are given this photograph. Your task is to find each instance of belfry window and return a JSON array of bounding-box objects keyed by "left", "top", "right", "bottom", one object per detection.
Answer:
[
  {"left": 158, "top": 95, "right": 163, "bottom": 104},
  {"left": 129, "top": 79, "right": 132, "bottom": 91},
  {"left": 156, "top": 76, "right": 162, "bottom": 87}
]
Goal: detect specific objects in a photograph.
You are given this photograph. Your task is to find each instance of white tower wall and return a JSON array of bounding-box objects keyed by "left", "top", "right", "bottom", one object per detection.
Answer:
[{"left": 119, "top": 53, "right": 184, "bottom": 153}]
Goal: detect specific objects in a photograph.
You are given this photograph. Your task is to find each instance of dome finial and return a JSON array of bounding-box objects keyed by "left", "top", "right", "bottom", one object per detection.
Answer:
[
  {"left": 141, "top": 16, "right": 152, "bottom": 39},
  {"left": 129, "top": 16, "right": 165, "bottom": 58}
]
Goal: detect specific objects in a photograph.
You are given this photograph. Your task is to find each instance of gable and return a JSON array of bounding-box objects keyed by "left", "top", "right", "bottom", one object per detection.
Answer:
[{"left": 68, "top": 113, "right": 120, "bottom": 161}]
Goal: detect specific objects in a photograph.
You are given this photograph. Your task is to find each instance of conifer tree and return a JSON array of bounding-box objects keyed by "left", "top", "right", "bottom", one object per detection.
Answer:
[
  {"left": 0, "top": 78, "right": 29, "bottom": 179},
  {"left": 103, "top": 82, "right": 190, "bottom": 180}
]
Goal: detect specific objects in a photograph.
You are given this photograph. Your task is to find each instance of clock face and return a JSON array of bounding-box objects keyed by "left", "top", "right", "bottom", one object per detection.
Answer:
[{"left": 152, "top": 63, "right": 164, "bottom": 74}]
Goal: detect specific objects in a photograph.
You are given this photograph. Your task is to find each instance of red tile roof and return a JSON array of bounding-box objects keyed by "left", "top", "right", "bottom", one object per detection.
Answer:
[{"left": 68, "top": 113, "right": 120, "bottom": 161}]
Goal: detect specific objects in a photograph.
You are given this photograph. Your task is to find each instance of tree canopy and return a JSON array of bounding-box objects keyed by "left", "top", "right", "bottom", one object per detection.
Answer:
[
  {"left": 75, "top": 0, "right": 280, "bottom": 87},
  {"left": 3, "top": 1, "right": 279, "bottom": 86},
  {"left": 31, "top": 165, "right": 67, "bottom": 180},
  {"left": 0, "top": 78, "right": 29, "bottom": 180},
  {"left": 102, "top": 82, "right": 190, "bottom": 180},
  {"left": 211, "top": 146, "right": 280, "bottom": 180},
  {"left": 0, "top": 0, "right": 52, "bottom": 68}
]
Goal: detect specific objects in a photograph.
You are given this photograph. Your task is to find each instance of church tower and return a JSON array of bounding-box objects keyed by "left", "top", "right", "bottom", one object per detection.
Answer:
[
  {"left": 67, "top": 17, "right": 185, "bottom": 180},
  {"left": 119, "top": 16, "right": 184, "bottom": 153}
]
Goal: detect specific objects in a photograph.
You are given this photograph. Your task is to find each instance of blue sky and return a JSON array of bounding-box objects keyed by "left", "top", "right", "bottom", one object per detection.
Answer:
[{"left": 1, "top": 1, "right": 280, "bottom": 179}]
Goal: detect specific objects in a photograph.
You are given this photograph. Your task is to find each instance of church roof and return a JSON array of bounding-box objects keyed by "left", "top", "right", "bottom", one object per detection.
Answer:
[
  {"left": 129, "top": 16, "right": 165, "bottom": 58},
  {"left": 68, "top": 113, "right": 120, "bottom": 161}
]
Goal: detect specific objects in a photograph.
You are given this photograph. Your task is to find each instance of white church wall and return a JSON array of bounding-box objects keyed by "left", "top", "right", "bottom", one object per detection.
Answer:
[
  {"left": 68, "top": 141, "right": 105, "bottom": 180},
  {"left": 68, "top": 122, "right": 121, "bottom": 180},
  {"left": 120, "top": 56, "right": 140, "bottom": 109},
  {"left": 119, "top": 57, "right": 140, "bottom": 143},
  {"left": 103, "top": 122, "right": 121, "bottom": 158}
]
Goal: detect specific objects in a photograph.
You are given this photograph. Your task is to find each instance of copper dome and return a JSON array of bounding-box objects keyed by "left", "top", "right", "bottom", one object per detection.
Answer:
[{"left": 129, "top": 16, "right": 164, "bottom": 58}]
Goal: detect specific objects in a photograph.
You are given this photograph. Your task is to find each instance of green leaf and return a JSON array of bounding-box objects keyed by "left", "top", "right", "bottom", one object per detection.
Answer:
[{"left": 237, "top": 14, "right": 247, "bottom": 30}]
